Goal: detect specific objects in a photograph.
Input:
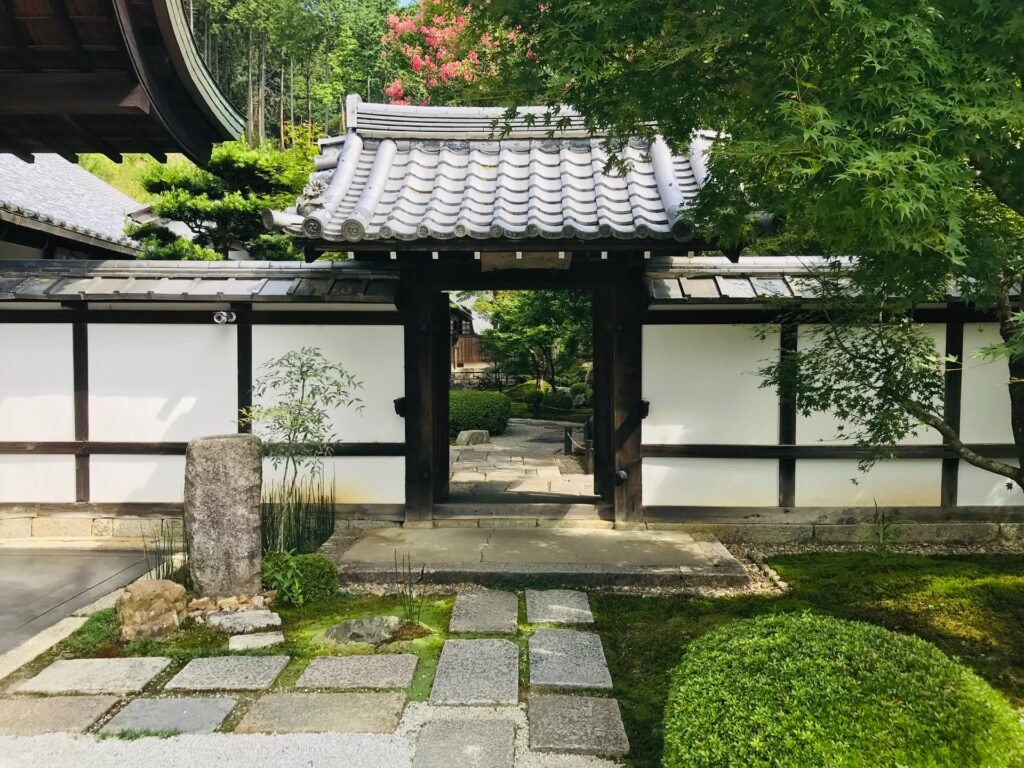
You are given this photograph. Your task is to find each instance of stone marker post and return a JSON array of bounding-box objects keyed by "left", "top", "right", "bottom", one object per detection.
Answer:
[{"left": 184, "top": 434, "right": 263, "bottom": 597}]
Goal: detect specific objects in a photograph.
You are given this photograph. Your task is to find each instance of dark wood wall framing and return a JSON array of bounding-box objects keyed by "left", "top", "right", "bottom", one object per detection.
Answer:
[{"left": 641, "top": 300, "right": 1002, "bottom": 515}]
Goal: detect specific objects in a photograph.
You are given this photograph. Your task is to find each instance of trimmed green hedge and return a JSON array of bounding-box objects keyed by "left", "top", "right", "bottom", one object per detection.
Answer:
[
  {"left": 505, "top": 380, "right": 551, "bottom": 402},
  {"left": 541, "top": 391, "right": 574, "bottom": 411},
  {"left": 449, "top": 391, "right": 511, "bottom": 437},
  {"left": 663, "top": 612, "right": 1024, "bottom": 768}
]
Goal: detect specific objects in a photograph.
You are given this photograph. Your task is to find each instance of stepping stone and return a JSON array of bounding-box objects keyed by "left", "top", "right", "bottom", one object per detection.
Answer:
[
  {"left": 413, "top": 720, "right": 515, "bottom": 768},
  {"left": 16, "top": 658, "right": 171, "bottom": 695},
  {"left": 528, "top": 630, "right": 612, "bottom": 689},
  {"left": 0, "top": 696, "right": 118, "bottom": 735},
  {"left": 229, "top": 631, "right": 285, "bottom": 651},
  {"left": 206, "top": 610, "right": 281, "bottom": 634},
  {"left": 296, "top": 654, "right": 417, "bottom": 689},
  {"left": 235, "top": 692, "right": 405, "bottom": 734},
  {"left": 429, "top": 639, "right": 518, "bottom": 705},
  {"left": 528, "top": 694, "right": 629, "bottom": 756},
  {"left": 525, "top": 590, "right": 593, "bottom": 624},
  {"left": 165, "top": 655, "right": 289, "bottom": 691},
  {"left": 449, "top": 591, "right": 518, "bottom": 634},
  {"left": 100, "top": 697, "right": 236, "bottom": 735}
]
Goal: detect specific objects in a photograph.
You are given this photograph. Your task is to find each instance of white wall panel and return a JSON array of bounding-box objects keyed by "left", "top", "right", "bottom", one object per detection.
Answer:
[
  {"left": 795, "top": 459, "right": 941, "bottom": 506},
  {"left": 796, "top": 324, "right": 945, "bottom": 445},
  {"left": 642, "top": 458, "right": 778, "bottom": 506},
  {"left": 957, "top": 461, "right": 1024, "bottom": 506},
  {"left": 960, "top": 323, "right": 1012, "bottom": 443},
  {"left": 90, "top": 456, "right": 186, "bottom": 503},
  {"left": 0, "top": 324, "right": 74, "bottom": 440},
  {"left": 263, "top": 457, "right": 404, "bottom": 504},
  {"left": 252, "top": 325, "right": 404, "bottom": 443},
  {"left": 89, "top": 325, "right": 237, "bottom": 441},
  {"left": 0, "top": 456, "right": 75, "bottom": 502},
  {"left": 642, "top": 325, "right": 779, "bottom": 444}
]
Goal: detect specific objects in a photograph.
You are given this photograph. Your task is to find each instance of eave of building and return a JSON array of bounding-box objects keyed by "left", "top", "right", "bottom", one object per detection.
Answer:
[{"left": 0, "top": 0, "right": 244, "bottom": 164}]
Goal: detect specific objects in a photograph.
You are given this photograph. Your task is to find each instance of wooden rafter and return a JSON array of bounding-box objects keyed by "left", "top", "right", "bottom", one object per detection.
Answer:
[
  {"left": 49, "top": 0, "right": 93, "bottom": 71},
  {"left": 0, "top": 0, "right": 38, "bottom": 71},
  {"left": 0, "top": 72, "right": 150, "bottom": 115}
]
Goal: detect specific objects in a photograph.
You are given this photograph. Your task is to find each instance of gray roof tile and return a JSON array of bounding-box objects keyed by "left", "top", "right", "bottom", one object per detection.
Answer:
[
  {"left": 0, "top": 154, "right": 141, "bottom": 251},
  {"left": 270, "top": 95, "right": 712, "bottom": 244}
]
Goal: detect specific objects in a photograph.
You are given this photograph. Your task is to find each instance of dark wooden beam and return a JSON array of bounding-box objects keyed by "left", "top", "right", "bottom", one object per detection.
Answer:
[
  {"left": 641, "top": 443, "right": 1020, "bottom": 460},
  {"left": 235, "top": 304, "right": 253, "bottom": 433},
  {"left": 433, "top": 291, "right": 451, "bottom": 502},
  {"left": 72, "top": 320, "right": 89, "bottom": 502},
  {"left": 941, "top": 306, "right": 965, "bottom": 507},
  {"left": 0, "top": 72, "right": 149, "bottom": 115},
  {"left": 591, "top": 280, "right": 612, "bottom": 500},
  {"left": 0, "top": 0, "right": 38, "bottom": 71},
  {"left": 778, "top": 321, "right": 798, "bottom": 506},
  {"left": 610, "top": 257, "right": 645, "bottom": 523},
  {"left": 0, "top": 441, "right": 405, "bottom": 456},
  {"left": 401, "top": 256, "right": 436, "bottom": 523},
  {"left": 49, "top": 0, "right": 93, "bottom": 71},
  {"left": 0, "top": 309, "right": 402, "bottom": 324}
]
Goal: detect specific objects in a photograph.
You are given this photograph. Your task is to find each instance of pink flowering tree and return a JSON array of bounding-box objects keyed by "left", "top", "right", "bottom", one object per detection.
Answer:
[{"left": 380, "top": 0, "right": 525, "bottom": 106}]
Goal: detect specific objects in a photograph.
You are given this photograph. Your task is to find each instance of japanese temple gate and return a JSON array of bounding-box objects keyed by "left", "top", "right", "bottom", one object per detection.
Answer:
[{"left": 0, "top": 96, "right": 1021, "bottom": 540}]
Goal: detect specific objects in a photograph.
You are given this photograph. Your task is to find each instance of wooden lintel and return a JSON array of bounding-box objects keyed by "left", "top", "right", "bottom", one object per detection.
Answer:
[{"left": 0, "top": 72, "right": 150, "bottom": 115}]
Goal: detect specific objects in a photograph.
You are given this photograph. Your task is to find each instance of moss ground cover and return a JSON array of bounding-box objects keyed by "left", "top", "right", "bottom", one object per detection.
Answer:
[{"left": 591, "top": 553, "right": 1024, "bottom": 767}]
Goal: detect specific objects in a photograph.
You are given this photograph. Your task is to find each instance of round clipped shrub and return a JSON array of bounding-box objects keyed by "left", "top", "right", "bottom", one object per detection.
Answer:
[
  {"left": 663, "top": 613, "right": 1024, "bottom": 768},
  {"left": 449, "top": 390, "right": 511, "bottom": 437},
  {"left": 524, "top": 388, "right": 544, "bottom": 407},
  {"left": 293, "top": 553, "right": 338, "bottom": 604},
  {"left": 541, "top": 391, "right": 574, "bottom": 412},
  {"left": 506, "top": 380, "right": 551, "bottom": 402}
]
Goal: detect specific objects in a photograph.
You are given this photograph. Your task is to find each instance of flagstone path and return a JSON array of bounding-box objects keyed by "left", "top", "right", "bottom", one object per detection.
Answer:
[
  {"left": 0, "top": 589, "right": 626, "bottom": 767},
  {"left": 450, "top": 420, "right": 595, "bottom": 498}
]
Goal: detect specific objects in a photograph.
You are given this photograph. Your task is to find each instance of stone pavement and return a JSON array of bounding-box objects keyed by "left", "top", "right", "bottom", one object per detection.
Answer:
[
  {"left": 0, "top": 549, "right": 148, "bottom": 654},
  {"left": 0, "top": 589, "right": 627, "bottom": 766},
  {"left": 333, "top": 526, "right": 749, "bottom": 588},
  {"left": 450, "top": 420, "right": 595, "bottom": 498}
]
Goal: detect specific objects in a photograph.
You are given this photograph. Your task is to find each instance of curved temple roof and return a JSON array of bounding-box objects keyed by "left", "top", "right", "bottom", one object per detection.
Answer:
[{"left": 267, "top": 95, "right": 713, "bottom": 246}]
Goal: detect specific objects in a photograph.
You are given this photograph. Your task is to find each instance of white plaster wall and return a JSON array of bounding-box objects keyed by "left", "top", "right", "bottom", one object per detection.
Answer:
[
  {"left": 642, "top": 458, "right": 778, "bottom": 506},
  {"left": 263, "top": 456, "right": 404, "bottom": 504},
  {"left": 957, "top": 461, "right": 1024, "bottom": 506},
  {"left": 89, "top": 325, "right": 237, "bottom": 441},
  {"left": 0, "top": 324, "right": 74, "bottom": 440},
  {"left": 90, "top": 456, "right": 186, "bottom": 503},
  {"left": 0, "top": 455, "right": 75, "bottom": 502},
  {"left": 796, "top": 324, "right": 945, "bottom": 445},
  {"left": 960, "top": 323, "right": 1012, "bottom": 443},
  {"left": 795, "top": 459, "right": 941, "bottom": 506},
  {"left": 252, "top": 325, "right": 404, "bottom": 443},
  {"left": 642, "top": 325, "right": 780, "bottom": 444}
]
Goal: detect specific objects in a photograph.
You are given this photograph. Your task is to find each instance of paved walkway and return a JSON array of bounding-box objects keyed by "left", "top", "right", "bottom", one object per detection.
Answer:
[
  {"left": 0, "top": 590, "right": 623, "bottom": 768},
  {"left": 329, "top": 526, "right": 749, "bottom": 588},
  {"left": 0, "top": 549, "right": 147, "bottom": 654},
  {"left": 451, "top": 420, "right": 595, "bottom": 499}
]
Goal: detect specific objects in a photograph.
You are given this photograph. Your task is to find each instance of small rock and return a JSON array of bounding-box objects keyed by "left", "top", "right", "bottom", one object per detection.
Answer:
[
  {"left": 262, "top": 590, "right": 277, "bottom": 606},
  {"left": 116, "top": 579, "right": 187, "bottom": 642},
  {"left": 217, "top": 597, "right": 242, "bottom": 612},
  {"left": 455, "top": 430, "right": 490, "bottom": 446},
  {"left": 250, "top": 595, "right": 265, "bottom": 609},
  {"left": 189, "top": 597, "right": 216, "bottom": 613},
  {"left": 207, "top": 609, "right": 281, "bottom": 634},
  {"left": 324, "top": 616, "right": 402, "bottom": 646},
  {"left": 229, "top": 632, "right": 285, "bottom": 651}
]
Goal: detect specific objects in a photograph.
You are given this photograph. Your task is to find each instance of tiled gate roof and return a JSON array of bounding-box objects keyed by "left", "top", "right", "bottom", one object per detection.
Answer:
[{"left": 266, "top": 95, "right": 713, "bottom": 245}]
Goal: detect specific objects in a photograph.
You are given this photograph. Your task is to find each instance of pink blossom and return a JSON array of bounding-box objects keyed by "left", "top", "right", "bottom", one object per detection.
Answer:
[{"left": 411, "top": 54, "right": 424, "bottom": 71}]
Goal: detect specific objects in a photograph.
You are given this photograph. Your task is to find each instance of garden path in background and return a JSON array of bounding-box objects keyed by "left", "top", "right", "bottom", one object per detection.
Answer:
[{"left": 450, "top": 419, "right": 595, "bottom": 499}]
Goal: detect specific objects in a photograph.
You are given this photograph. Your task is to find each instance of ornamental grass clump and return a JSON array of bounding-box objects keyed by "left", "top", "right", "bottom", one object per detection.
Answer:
[{"left": 662, "top": 612, "right": 1024, "bottom": 768}]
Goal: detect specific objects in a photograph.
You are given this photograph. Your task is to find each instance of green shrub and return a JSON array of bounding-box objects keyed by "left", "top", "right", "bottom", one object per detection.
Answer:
[
  {"left": 449, "top": 391, "right": 511, "bottom": 437},
  {"left": 261, "top": 552, "right": 337, "bottom": 606},
  {"left": 541, "top": 391, "right": 574, "bottom": 412},
  {"left": 524, "top": 388, "right": 544, "bottom": 407},
  {"left": 663, "top": 613, "right": 1024, "bottom": 768},
  {"left": 569, "top": 382, "right": 588, "bottom": 398},
  {"left": 293, "top": 554, "right": 338, "bottom": 604},
  {"left": 506, "top": 380, "right": 551, "bottom": 402}
]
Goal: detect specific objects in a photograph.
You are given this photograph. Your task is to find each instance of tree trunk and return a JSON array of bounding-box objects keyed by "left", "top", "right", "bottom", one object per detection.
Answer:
[
  {"left": 996, "top": 278, "right": 1024, "bottom": 478},
  {"left": 246, "top": 30, "right": 253, "bottom": 143},
  {"left": 289, "top": 59, "right": 295, "bottom": 141},
  {"left": 258, "top": 40, "right": 266, "bottom": 142},
  {"left": 279, "top": 59, "right": 285, "bottom": 150}
]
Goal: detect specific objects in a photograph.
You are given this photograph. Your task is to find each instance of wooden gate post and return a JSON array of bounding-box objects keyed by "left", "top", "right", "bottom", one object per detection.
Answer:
[
  {"left": 401, "top": 256, "right": 437, "bottom": 524},
  {"left": 610, "top": 258, "right": 645, "bottom": 524}
]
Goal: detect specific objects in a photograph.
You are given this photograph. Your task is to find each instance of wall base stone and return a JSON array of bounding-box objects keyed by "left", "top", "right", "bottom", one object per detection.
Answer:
[
  {"left": 0, "top": 517, "right": 32, "bottom": 538},
  {"left": 31, "top": 517, "right": 93, "bottom": 538}
]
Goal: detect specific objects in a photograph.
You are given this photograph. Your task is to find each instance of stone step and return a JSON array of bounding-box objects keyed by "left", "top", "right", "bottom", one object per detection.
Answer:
[{"left": 528, "top": 629, "right": 612, "bottom": 689}]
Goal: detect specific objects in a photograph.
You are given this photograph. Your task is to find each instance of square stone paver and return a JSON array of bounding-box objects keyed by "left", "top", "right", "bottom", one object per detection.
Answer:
[
  {"left": 0, "top": 696, "right": 118, "bottom": 735},
  {"left": 296, "top": 654, "right": 417, "bottom": 689},
  {"left": 413, "top": 719, "right": 515, "bottom": 768},
  {"left": 528, "top": 630, "right": 611, "bottom": 689},
  {"left": 235, "top": 692, "right": 405, "bottom": 733},
  {"left": 164, "top": 656, "right": 289, "bottom": 691},
  {"left": 528, "top": 694, "right": 629, "bottom": 756},
  {"left": 100, "top": 697, "right": 236, "bottom": 735},
  {"left": 429, "top": 639, "right": 519, "bottom": 705},
  {"left": 525, "top": 590, "right": 593, "bottom": 624},
  {"left": 449, "top": 591, "right": 519, "bottom": 634},
  {"left": 16, "top": 658, "right": 171, "bottom": 694}
]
